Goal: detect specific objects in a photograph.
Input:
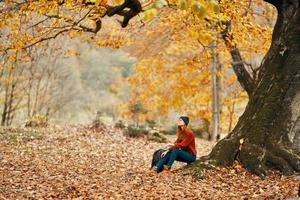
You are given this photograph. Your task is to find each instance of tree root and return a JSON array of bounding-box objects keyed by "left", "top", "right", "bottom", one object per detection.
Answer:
[
  {"left": 195, "top": 138, "right": 300, "bottom": 178},
  {"left": 271, "top": 145, "right": 300, "bottom": 172},
  {"left": 238, "top": 142, "right": 300, "bottom": 177},
  {"left": 203, "top": 137, "right": 240, "bottom": 166},
  {"left": 237, "top": 143, "right": 268, "bottom": 178},
  {"left": 178, "top": 160, "right": 217, "bottom": 180},
  {"left": 265, "top": 151, "right": 294, "bottom": 176}
]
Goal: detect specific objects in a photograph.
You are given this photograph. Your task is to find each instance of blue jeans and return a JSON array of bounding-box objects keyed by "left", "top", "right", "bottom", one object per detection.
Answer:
[{"left": 155, "top": 148, "right": 196, "bottom": 172}]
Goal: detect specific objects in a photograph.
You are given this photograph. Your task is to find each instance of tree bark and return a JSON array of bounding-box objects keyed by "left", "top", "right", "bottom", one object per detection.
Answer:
[
  {"left": 228, "top": 101, "right": 235, "bottom": 133},
  {"left": 200, "top": 0, "right": 300, "bottom": 177}
]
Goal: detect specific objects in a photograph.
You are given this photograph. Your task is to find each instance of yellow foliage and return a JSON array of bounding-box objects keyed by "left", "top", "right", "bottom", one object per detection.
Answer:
[
  {"left": 112, "top": 0, "right": 124, "bottom": 5},
  {"left": 141, "top": 8, "right": 158, "bottom": 22},
  {"left": 0, "top": 0, "right": 276, "bottom": 134},
  {"left": 191, "top": 2, "right": 206, "bottom": 19},
  {"left": 124, "top": 0, "right": 275, "bottom": 133}
]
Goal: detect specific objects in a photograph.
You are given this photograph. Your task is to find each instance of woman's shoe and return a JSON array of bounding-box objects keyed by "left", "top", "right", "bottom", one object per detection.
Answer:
[
  {"left": 151, "top": 166, "right": 158, "bottom": 173},
  {"left": 163, "top": 165, "right": 171, "bottom": 171}
]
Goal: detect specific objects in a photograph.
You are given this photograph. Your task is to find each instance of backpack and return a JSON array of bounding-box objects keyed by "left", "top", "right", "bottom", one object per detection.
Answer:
[
  {"left": 151, "top": 145, "right": 173, "bottom": 172},
  {"left": 151, "top": 148, "right": 166, "bottom": 172}
]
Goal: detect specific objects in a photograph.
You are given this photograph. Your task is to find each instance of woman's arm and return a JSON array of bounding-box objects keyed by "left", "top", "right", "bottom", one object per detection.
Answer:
[
  {"left": 168, "top": 132, "right": 194, "bottom": 150},
  {"left": 174, "top": 133, "right": 193, "bottom": 149}
]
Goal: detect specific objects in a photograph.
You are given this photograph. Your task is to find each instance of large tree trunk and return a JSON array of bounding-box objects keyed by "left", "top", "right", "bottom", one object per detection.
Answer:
[{"left": 201, "top": 0, "right": 300, "bottom": 177}]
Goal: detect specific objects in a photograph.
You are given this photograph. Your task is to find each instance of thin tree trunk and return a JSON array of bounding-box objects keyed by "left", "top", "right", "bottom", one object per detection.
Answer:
[
  {"left": 27, "top": 85, "right": 32, "bottom": 118},
  {"left": 6, "top": 83, "right": 16, "bottom": 126},
  {"left": 210, "top": 44, "right": 221, "bottom": 141},
  {"left": 1, "top": 82, "right": 9, "bottom": 126},
  {"left": 1, "top": 62, "right": 13, "bottom": 126},
  {"left": 216, "top": 53, "right": 222, "bottom": 140},
  {"left": 32, "top": 75, "right": 42, "bottom": 116}
]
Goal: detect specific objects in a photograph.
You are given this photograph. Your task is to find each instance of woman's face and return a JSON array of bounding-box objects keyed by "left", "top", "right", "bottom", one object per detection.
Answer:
[{"left": 177, "top": 118, "right": 185, "bottom": 126}]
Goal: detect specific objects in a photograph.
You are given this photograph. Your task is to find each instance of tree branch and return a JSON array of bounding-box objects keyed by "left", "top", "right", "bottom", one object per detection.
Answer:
[
  {"left": 220, "top": 20, "right": 256, "bottom": 97},
  {"left": 24, "top": 29, "right": 69, "bottom": 49},
  {"left": 23, "top": 8, "right": 95, "bottom": 49},
  {"left": 27, "top": 16, "right": 50, "bottom": 29},
  {"left": 230, "top": 48, "right": 256, "bottom": 96}
]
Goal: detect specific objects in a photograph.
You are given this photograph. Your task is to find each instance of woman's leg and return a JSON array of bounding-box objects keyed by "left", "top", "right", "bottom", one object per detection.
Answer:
[
  {"left": 166, "top": 148, "right": 196, "bottom": 169},
  {"left": 154, "top": 152, "right": 171, "bottom": 172}
]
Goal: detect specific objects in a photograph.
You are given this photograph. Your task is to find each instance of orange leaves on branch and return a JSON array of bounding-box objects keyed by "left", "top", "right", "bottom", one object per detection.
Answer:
[{"left": 1, "top": 0, "right": 120, "bottom": 51}]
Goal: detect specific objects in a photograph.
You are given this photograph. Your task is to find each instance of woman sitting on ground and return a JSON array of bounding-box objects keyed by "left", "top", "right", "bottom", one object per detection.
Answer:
[{"left": 153, "top": 116, "right": 197, "bottom": 172}]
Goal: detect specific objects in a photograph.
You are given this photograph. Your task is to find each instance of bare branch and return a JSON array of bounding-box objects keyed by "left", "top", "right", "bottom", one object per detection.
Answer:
[
  {"left": 27, "top": 16, "right": 50, "bottom": 29},
  {"left": 24, "top": 8, "right": 95, "bottom": 48},
  {"left": 24, "top": 29, "right": 69, "bottom": 49}
]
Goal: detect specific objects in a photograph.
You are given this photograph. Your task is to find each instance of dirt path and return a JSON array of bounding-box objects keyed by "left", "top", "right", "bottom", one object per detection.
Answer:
[{"left": 0, "top": 125, "right": 299, "bottom": 199}]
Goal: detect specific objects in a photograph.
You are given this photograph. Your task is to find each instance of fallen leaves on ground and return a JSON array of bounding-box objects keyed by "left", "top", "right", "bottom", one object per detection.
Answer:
[{"left": 0, "top": 125, "right": 299, "bottom": 199}]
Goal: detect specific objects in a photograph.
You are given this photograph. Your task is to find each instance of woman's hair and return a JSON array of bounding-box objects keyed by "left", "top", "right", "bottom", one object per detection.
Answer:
[{"left": 176, "top": 125, "right": 186, "bottom": 141}]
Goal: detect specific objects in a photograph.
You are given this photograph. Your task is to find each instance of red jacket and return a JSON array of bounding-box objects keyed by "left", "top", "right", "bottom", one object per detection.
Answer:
[{"left": 170, "top": 128, "right": 197, "bottom": 156}]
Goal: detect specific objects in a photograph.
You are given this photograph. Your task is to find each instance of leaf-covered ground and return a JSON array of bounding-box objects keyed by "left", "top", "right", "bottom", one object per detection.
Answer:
[{"left": 0, "top": 125, "right": 299, "bottom": 199}]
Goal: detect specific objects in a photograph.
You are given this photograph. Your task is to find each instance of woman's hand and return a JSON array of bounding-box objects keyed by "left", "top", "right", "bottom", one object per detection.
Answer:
[{"left": 164, "top": 143, "right": 173, "bottom": 149}]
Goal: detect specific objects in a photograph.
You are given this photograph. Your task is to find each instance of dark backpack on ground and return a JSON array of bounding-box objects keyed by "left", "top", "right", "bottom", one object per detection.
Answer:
[{"left": 151, "top": 148, "right": 166, "bottom": 172}]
